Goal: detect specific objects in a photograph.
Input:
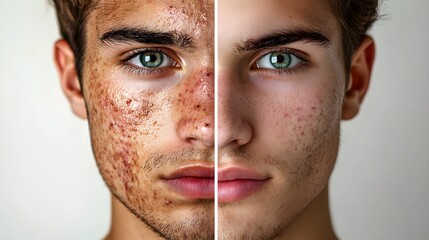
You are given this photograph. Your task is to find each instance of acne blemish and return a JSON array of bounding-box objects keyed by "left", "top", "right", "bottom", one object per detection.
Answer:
[{"left": 174, "top": 70, "right": 214, "bottom": 140}]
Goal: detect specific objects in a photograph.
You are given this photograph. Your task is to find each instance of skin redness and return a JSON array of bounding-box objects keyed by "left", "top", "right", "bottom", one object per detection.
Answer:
[{"left": 81, "top": 0, "right": 214, "bottom": 239}]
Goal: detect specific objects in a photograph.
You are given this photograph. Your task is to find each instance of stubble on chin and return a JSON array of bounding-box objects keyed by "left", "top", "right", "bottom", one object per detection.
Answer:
[{"left": 105, "top": 148, "right": 215, "bottom": 239}]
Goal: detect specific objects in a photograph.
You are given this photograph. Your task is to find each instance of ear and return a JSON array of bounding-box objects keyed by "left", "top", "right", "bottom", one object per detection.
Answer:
[
  {"left": 342, "top": 36, "right": 376, "bottom": 120},
  {"left": 54, "top": 39, "right": 87, "bottom": 119}
]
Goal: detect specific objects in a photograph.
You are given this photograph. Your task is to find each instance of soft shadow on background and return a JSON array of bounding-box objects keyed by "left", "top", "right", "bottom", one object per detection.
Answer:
[{"left": 0, "top": 1, "right": 428, "bottom": 239}]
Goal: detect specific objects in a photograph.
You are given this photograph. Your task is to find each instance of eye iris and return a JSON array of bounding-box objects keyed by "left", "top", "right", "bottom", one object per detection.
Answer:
[
  {"left": 140, "top": 52, "right": 163, "bottom": 68},
  {"left": 270, "top": 53, "right": 291, "bottom": 69}
]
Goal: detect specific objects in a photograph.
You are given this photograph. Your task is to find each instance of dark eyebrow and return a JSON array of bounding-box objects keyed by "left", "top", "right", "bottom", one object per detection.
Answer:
[
  {"left": 99, "top": 27, "right": 195, "bottom": 50},
  {"left": 236, "top": 28, "right": 330, "bottom": 52}
]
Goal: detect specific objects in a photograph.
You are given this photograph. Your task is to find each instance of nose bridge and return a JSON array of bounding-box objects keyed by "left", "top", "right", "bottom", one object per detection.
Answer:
[
  {"left": 218, "top": 71, "right": 236, "bottom": 123},
  {"left": 175, "top": 68, "right": 214, "bottom": 148},
  {"left": 218, "top": 70, "right": 252, "bottom": 149}
]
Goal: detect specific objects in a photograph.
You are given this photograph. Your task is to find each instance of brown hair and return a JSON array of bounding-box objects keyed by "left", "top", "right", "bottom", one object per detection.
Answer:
[
  {"left": 51, "top": 0, "right": 99, "bottom": 81},
  {"left": 51, "top": 0, "right": 379, "bottom": 80},
  {"left": 329, "top": 0, "right": 380, "bottom": 72}
]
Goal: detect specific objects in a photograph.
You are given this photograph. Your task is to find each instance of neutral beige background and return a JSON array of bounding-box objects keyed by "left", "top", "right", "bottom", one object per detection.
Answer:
[{"left": 0, "top": 1, "right": 428, "bottom": 239}]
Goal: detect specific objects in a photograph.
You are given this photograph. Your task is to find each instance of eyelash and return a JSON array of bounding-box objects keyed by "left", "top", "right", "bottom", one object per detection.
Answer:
[
  {"left": 120, "top": 48, "right": 179, "bottom": 76},
  {"left": 119, "top": 48, "right": 307, "bottom": 77},
  {"left": 252, "top": 48, "right": 308, "bottom": 75}
]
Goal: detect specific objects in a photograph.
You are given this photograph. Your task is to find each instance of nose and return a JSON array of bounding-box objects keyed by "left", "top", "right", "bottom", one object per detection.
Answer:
[
  {"left": 218, "top": 71, "right": 252, "bottom": 149},
  {"left": 176, "top": 69, "right": 214, "bottom": 148}
]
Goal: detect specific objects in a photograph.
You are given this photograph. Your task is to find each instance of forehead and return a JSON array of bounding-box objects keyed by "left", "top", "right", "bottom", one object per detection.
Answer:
[
  {"left": 90, "top": 0, "right": 213, "bottom": 38},
  {"left": 219, "top": 0, "right": 339, "bottom": 43}
]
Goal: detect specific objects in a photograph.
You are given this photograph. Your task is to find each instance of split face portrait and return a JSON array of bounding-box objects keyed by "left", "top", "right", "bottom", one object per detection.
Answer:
[{"left": 53, "top": 0, "right": 377, "bottom": 239}]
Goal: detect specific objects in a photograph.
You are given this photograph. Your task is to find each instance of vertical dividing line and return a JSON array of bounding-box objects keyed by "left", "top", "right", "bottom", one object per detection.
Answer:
[{"left": 213, "top": 0, "right": 219, "bottom": 239}]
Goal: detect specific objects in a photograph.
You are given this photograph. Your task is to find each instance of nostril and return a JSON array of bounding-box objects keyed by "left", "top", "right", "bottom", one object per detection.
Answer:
[{"left": 217, "top": 119, "right": 253, "bottom": 148}]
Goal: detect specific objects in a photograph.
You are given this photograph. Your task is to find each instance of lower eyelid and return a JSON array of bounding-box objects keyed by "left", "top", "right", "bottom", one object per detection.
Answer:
[
  {"left": 252, "top": 61, "right": 309, "bottom": 75},
  {"left": 121, "top": 60, "right": 181, "bottom": 78}
]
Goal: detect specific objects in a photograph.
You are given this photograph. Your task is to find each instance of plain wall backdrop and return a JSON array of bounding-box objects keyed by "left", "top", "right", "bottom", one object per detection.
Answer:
[{"left": 0, "top": 1, "right": 428, "bottom": 239}]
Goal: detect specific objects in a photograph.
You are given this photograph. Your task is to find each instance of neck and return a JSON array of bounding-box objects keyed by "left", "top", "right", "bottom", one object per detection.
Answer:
[
  {"left": 104, "top": 188, "right": 336, "bottom": 240},
  {"left": 278, "top": 186, "right": 337, "bottom": 240},
  {"left": 104, "top": 195, "right": 164, "bottom": 240}
]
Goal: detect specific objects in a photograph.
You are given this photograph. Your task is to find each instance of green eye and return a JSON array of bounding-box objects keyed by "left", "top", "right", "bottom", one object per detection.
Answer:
[
  {"left": 139, "top": 51, "right": 163, "bottom": 68},
  {"left": 256, "top": 51, "right": 302, "bottom": 70},
  {"left": 127, "top": 50, "right": 176, "bottom": 69},
  {"left": 269, "top": 52, "right": 292, "bottom": 69}
]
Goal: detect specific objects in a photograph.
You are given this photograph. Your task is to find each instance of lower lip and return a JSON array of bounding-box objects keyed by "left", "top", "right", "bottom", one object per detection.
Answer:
[
  {"left": 164, "top": 177, "right": 214, "bottom": 199},
  {"left": 218, "top": 179, "right": 267, "bottom": 203}
]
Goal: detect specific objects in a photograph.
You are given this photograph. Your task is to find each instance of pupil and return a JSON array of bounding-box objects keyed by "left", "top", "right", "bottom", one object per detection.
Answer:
[
  {"left": 145, "top": 54, "right": 156, "bottom": 63},
  {"left": 270, "top": 53, "right": 291, "bottom": 69},
  {"left": 276, "top": 55, "right": 285, "bottom": 63},
  {"left": 140, "top": 52, "right": 163, "bottom": 68}
]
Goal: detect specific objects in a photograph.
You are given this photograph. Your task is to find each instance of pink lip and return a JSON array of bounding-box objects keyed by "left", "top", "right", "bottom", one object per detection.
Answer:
[
  {"left": 163, "top": 166, "right": 214, "bottom": 200},
  {"left": 218, "top": 167, "right": 270, "bottom": 203}
]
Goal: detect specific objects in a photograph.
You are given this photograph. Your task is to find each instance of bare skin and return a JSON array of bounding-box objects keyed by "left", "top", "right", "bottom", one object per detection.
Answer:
[
  {"left": 218, "top": 0, "right": 374, "bottom": 239},
  {"left": 55, "top": 0, "right": 214, "bottom": 239},
  {"left": 54, "top": 0, "right": 374, "bottom": 239}
]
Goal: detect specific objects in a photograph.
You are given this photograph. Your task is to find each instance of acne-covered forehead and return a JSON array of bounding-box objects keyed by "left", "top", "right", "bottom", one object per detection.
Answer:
[{"left": 89, "top": 0, "right": 214, "bottom": 39}]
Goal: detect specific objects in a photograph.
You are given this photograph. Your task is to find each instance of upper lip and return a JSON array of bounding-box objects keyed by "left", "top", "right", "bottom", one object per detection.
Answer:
[
  {"left": 218, "top": 167, "right": 270, "bottom": 181},
  {"left": 163, "top": 165, "right": 214, "bottom": 179}
]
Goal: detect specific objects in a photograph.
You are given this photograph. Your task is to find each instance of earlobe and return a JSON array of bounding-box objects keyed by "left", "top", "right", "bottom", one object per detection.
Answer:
[
  {"left": 54, "top": 39, "right": 87, "bottom": 119},
  {"left": 342, "top": 36, "right": 376, "bottom": 120}
]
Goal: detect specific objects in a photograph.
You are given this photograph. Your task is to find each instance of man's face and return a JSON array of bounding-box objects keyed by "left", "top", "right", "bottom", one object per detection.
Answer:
[
  {"left": 218, "top": 0, "right": 345, "bottom": 239},
  {"left": 82, "top": 0, "right": 214, "bottom": 239}
]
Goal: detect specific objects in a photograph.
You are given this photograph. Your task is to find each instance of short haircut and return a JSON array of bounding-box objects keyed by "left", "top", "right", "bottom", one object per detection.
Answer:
[
  {"left": 51, "top": 0, "right": 99, "bottom": 82},
  {"left": 329, "top": 0, "right": 379, "bottom": 73},
  {"left": 51, "top": 0, "right": 379, "bottom": 82}
]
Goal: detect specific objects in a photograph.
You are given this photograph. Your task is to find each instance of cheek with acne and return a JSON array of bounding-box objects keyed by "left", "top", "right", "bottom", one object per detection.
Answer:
[{"left": 86, "top": 77, "right": 160, "bottom": 202}]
